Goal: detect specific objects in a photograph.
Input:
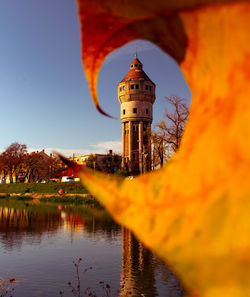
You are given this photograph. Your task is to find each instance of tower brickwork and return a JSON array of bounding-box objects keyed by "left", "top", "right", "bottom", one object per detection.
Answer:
[{"left": 118, "top": 57, "right": 156, "bottom": 175}]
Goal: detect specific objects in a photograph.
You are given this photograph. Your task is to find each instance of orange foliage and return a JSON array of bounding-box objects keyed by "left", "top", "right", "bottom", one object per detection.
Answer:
[{"left": 72, "top": 1, "right": 250, "bottom": 296}]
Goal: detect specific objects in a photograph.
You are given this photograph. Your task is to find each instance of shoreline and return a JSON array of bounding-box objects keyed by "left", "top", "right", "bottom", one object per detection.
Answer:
[
  {"left": 0, "top": 192, "right": 92, "bottom": 199},
  {"left": 0, "top": 192, "right": 99, "bottom": 206}
]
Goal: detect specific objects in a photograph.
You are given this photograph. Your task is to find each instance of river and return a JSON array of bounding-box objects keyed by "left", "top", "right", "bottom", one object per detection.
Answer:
[{"left": 0, "top": 199, "right": 185, "bottom": 297}]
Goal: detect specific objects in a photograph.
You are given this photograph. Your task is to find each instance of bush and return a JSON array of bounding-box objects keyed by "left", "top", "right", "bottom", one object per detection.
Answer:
[{"left": 115, "top": 169, "right": 129, "bottom": 177}]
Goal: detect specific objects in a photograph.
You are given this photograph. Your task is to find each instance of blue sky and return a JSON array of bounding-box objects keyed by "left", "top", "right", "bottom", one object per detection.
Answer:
[{"left": 0, "top": 0, "right": 191, "bottom": 156}]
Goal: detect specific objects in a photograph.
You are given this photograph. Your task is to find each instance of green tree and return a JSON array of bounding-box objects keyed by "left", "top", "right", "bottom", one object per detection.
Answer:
[
  {"left": 86, "top": 154, "right": 100, "bottom": 170},
  {"left": 102, "top": 152, "right": 121, "bottom": 174}
]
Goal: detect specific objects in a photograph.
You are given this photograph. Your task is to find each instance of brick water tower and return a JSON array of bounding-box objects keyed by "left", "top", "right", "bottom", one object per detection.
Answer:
[{"left": 118, "top": 55, "right": 156, "bottom": 175}]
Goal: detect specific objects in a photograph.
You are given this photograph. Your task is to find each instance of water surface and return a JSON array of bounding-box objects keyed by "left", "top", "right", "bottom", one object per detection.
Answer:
[{"left": 0, "top": 199, "right": 184, "bottom": 296}]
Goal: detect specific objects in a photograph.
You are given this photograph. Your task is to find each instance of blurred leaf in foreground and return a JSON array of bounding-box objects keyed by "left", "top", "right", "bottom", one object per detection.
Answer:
[{"left": 71, "top": 1, "right": 250, "bottom": 296}]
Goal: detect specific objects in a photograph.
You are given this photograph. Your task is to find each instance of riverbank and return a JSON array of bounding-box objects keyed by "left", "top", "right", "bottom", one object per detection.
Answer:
[
  {"left": 0, "top": 182, "right": 99, "bottom": 205},
  {"left": 0, "top": 182, "right": 89, "bottom": 194},
  {"left": 0, "top": 192, "right": 99, "bottom": 206}
]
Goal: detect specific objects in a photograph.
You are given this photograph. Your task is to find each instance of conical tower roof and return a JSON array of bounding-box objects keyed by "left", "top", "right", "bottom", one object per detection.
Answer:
[{"left": 120, "top": 57, "right": 154, "bottom": 84}]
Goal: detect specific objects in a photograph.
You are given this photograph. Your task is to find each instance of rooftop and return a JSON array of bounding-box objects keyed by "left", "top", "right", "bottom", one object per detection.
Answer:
[{"left": 120, "top": 57, "right": 154, "bottom": 84}]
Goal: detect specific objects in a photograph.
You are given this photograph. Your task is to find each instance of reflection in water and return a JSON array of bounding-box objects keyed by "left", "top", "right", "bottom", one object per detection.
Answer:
[
  {"left": 0, "top": 201, "right": 120, "bottom": 250},
  {"left": 120, "top": 228, "right": 185, "bottom": 297},
  {"left": 0, "top": 200, "right": 184, "bottom": 296},
  {"left": 120, "top": 228, "right": 157, "bottom": 296},
  {"left": 0, "top": 206, "right": 63, "bottom": 250}
]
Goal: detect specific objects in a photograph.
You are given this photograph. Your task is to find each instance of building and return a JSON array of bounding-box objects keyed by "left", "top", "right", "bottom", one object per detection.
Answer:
[
  {"left": 70, "top": 153, "right": 106, "bottom": 169},
  {"left": 70, "top": 150, "right": 121, "bottom": 173},
  {"left": 118, "top": 55, "right": 156, "bottom": 175},
  {"left": 0, "top": 149, "right": 57, "bottom": 183}
]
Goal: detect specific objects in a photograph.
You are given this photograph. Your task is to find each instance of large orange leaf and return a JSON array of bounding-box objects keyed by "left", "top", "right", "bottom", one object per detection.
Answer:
[{"left": 73, "top": 1, "right": 250, "bottom": 296}]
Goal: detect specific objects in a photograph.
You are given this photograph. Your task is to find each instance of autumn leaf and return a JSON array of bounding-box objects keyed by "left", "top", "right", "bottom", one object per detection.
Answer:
[{"left": 73, "top": 1, "right": 250, "bottom": 296}]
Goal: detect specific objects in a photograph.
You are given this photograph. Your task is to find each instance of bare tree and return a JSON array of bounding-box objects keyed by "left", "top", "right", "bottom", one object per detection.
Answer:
[
  {"left": 0, "top": 144, "right": 62, "bottom": 183},
  {"left": 0, "top": 154, "right": 8, "bottom": 182},
  {"left": 1, "top": 142, "right": 27, "bottom": 183},
  {"left": 153, "top": 95, "right": 189, "bottom": 166},
  {"left": 161, "top": 95, "right": 189, "bottom": 152},
  {"left": 151, "top": 130, "right": 165, "bottom": 169},
  {"left": 23, "top": 151, "right": 61, "bottom": 182},
  {"left": 23, "top": 152, "right": 49, "bottom": 182}
]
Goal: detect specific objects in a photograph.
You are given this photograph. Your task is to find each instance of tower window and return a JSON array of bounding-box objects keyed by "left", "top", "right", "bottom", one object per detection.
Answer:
[
  {"left": 120, "top": 87, "right": 122, "bottom": 91},
  {"left": 145, "top": 85, "right": 148, "bottom": 90},
  {"left": 133, "top": 108, "right": 137, "bottom": 114},
  {"left": 123, "top": 109, "right": 126, "bottom": 115},
  {"left": 149, "top": 86, "right": 152, "bottom": 91},
  {"left": 133, "top": 153, "right": 136, "bottom": 160},
  {"left": 123, "top": 86, "right": 125, "bottom": 90},
  {"left": 131, "top": 65, "right": 133, "bottom": 68},
  {"left": 136, "top": 84, "right": 139, "bottom": 89},
  {"left": 146, "top": 108, "right": 149, "bottom": 114},
  {"left": 130, "top": 84, "right": 134, "bottom": 89},
  {"left": 135, "top": 64, "right": 138, "bottom": 67}
]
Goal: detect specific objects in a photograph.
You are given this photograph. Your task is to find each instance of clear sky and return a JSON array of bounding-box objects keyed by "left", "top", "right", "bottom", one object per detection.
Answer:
[{"left": 0, "top": 0, "right": 191, "bottom": 157}]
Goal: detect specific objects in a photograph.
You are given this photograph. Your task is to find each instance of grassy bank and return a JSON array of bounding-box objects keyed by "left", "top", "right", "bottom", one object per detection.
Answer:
[
  {"left": 0, "top": 193, "right": 100, "bottom": 206},
  {"left": 0, "top": 182, "right": 89, "bottom": 194},
  {"left": 39, "top": 195, "right": 99, "bottom": 205},
  {"left": 0, "top": 182, "right": 101, "bottom": 206}
]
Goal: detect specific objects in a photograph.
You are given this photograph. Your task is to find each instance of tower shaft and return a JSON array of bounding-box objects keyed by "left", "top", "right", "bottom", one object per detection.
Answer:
[{"left": 118, "top": 57, "right": 156, "bottom": 175}]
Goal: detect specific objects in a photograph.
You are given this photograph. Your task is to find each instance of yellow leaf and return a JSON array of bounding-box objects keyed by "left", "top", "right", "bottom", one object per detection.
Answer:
[{"left": 73, "top": 1, "right": 250, "bottom": 296}]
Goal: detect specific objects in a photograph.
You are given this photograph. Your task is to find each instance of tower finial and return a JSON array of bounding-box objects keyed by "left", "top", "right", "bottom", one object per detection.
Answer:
[{"left": 135, "top": 48, "right": 138, "bottom": 59}]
